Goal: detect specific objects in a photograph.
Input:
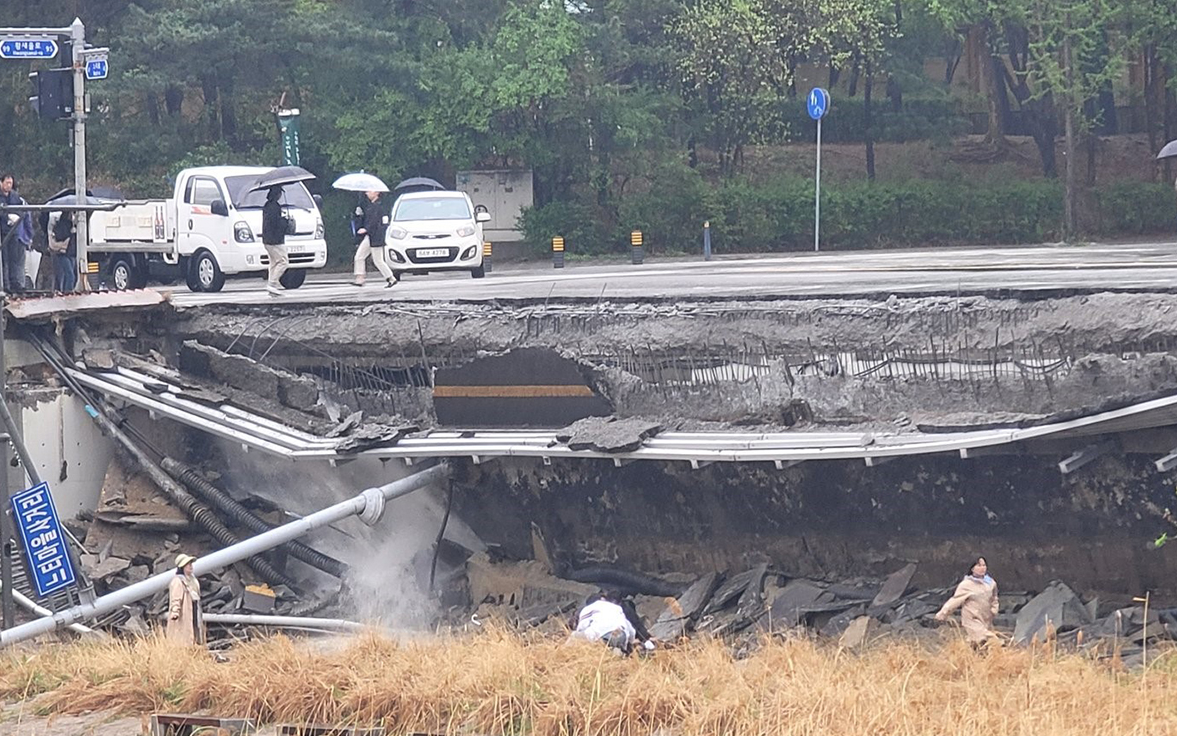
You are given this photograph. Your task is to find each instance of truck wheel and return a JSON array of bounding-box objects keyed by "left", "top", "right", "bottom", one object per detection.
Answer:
[
  {"left": 279, "top": 269, "right": 306, "bottom": 289},
  {"left": 110, "top": 257, "right": 146, "bottom": 291},
  {"left": 471, "top": 264, "right": 486, "bottom": 279},
  {"left": 191, "top": 251, "right": 225, "bottom": 292}
]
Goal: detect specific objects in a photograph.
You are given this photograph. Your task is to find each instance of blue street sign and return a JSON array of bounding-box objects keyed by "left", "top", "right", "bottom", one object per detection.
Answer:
[
  {"left": 85, "top": 58, "right": 108, "bottom": 80},
  {"left": 807, "top": 87, "right": 831, "bottom": 121},
  {"left": 0, "top": 38, "right": 59, "bottom": 60},
  {"left": 10, "top": 482, "right": 77, "bottom": 598}
]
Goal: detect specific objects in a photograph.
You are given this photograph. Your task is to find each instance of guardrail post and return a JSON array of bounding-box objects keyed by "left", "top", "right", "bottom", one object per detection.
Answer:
[
  {"left": 630, "top": 229, "right": 643, "bottom": 265},
  {"left": 703, "top": 221, "right": 711, "bottom": 261},
  {"left": 552, "top": 235, "right": 564, "bottom": 268}
]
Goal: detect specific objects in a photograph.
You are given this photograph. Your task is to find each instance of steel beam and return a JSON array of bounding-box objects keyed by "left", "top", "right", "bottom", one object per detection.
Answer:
[{"left": 1058, "top": 440, "right": 1116, "bottom": 474}]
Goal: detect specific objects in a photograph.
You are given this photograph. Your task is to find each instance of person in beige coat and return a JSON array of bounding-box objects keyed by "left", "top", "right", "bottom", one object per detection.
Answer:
[
  {"left": 166, "top": 553, "right": 205, "bottom": 646},
  {"left": 935, "top": 556, "right": 999, "bottom": 645}
]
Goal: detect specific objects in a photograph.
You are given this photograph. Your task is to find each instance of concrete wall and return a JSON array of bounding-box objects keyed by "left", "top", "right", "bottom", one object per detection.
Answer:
[
  {"left": 456, "top": 453, "right": 1177, "bottom": 602},
  {"left": 19, "top": 390, "right": 114, "bottom": 518}
]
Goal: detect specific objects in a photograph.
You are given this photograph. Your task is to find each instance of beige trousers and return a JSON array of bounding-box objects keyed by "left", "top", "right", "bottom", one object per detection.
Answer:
[
  {"left": 353, "top": 236, "right": 394, "bottom": 283},
  {"left": 265, "top": 243, "right": 289, "bottom": 287}
]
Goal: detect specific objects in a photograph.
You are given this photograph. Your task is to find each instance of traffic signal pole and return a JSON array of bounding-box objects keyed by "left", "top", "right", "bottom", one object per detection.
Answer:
[{"left": 70, "top": 19, "right": 88, "bottom": 289}]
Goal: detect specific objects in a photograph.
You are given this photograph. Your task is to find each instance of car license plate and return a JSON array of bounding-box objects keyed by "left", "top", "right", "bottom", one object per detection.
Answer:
[
  {"left": 287, "top": 245, "right": 306, "bottom": 254},
  {"left": 415, "top": 248, "right": 448, "bottom": 258}
]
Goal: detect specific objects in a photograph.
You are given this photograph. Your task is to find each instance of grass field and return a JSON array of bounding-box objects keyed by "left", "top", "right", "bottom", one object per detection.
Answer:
[{"left": 1, "top": 630, "right": 1175, "bottom": 735}]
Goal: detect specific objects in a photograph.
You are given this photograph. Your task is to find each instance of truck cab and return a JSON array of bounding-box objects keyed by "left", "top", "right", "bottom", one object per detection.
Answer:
[{"left": 89, "top": 165, "right": 328, "bottom": 292}]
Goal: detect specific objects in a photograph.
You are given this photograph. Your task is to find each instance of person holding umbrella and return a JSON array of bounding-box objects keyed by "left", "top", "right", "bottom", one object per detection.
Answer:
[
  {"left": 332, "top": 172, "right": 396, "bottom": 288},
  {"left": 262, "top": 185, "right": 289, "bottom": 297},
  {"left": 351, "top": 190, "right": 396, "bottom": 288}
]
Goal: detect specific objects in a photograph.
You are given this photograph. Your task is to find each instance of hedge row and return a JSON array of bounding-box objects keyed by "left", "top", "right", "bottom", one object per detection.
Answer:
[{"left": 519, "top": 174, "right": 1175, "bottom": 256}]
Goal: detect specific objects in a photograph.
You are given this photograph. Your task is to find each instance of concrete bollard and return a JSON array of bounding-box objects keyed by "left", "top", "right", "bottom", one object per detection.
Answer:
[
  {"left": 482, "top": 242, "right": 493, "bottom": 273},
  {"left": 552, "top": 235, "right": 565, "bottom": 268},
  {"left": 703, "top": 220, "right": 712, "bottom": 261},
  {"left": 630, "top": 229, "right": 643, "bottom": 265}
]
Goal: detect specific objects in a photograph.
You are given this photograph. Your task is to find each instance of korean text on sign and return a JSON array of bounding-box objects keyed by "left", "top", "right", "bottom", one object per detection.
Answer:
[{"left": 10, "top": 482, "right": 76, "bottom": 597}]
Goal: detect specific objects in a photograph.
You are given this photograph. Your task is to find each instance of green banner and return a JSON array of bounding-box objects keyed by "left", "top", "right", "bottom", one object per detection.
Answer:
[{"left": 277, "top": 109, "right": 301, "bottom": 166}]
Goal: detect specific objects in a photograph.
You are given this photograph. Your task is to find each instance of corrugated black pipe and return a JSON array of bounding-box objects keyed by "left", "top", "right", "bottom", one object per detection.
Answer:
[
  {"left": 25, "top": 331, "right": 297, "bottom": 589},
  {"left": 563, "top": 565, "right": 683, "bottom": 597},
  {"left": 162, "top": 458, "right": 347, "bottom": 579}
]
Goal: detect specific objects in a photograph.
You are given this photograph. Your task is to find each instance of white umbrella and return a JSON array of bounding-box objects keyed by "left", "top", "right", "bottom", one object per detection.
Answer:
[
  {"left": 332, "top": 172, "right": 389, "bottom": 192},
  {"left": 1157, "top": 139, "right": 1177, "bottom": 160}
]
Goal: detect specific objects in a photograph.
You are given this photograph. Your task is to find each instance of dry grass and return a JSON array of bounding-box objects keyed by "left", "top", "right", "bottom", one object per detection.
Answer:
[{"left": 2, "top": 629, "right": 1177, "bottom": 735}]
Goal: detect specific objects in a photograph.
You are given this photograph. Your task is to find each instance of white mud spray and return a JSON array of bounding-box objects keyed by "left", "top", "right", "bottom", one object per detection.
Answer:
[{"left": 214, "top": 443, "right": 483, "bottom": 628}]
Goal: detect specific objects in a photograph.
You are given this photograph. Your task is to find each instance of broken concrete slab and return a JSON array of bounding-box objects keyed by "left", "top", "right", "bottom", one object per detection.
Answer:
[
  {"left": 870, "top": 563, "right": 917, "bottom": 608},
  {"left": 556, "top": 416, "right": 662, "bottom": 453},
  {"left": 1013, "top": 581, "right": 1094, "bottom": 645},
  {"left": 704, "top": 568, "right": 760, "bottom": 615},
  {"left": 650, "top": 572, "right": 722, "bottom": 641},
  {"left": 466, "top": 552, "right": 597, "bottom": 612},
  {"left": 767, "top": 579, "right": 826, "bottom": 629},
  {"left": 81, "top": 555, "right": 131, "bottom": 582},
  {"left": 819, "top": 604, "right": 868, "bottom": 638},
  {"left": 839, "top": 615, "right": 881, "bottom": 648},
  {"left": 81, "top": 348, "right": 116, "bottom": 371},
  {"left": 334, "top": 423, "right": 418, "bottom": 453}
]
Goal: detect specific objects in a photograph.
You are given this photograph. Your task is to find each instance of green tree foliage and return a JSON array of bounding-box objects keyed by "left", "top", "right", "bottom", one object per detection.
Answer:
[{"left": 0, "top": 0, "right": 1161, "bottom": 248}]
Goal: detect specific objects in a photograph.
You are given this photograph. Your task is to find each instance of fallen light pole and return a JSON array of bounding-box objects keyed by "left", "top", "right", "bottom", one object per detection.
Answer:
[
  {"left": 0, "top": 462, "right": 450, "bottom": 647},
  {"left": 203, "top": 613, "right": 367, "bottom": 634}
]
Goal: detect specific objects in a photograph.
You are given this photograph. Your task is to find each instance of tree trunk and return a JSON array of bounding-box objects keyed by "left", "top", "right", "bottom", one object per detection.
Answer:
[
  {"left": 886, "top": 75, "right": 902, "bottom": 113},
  {"left": 1062, "top": 32, "right": 1078, "bottom": 241},
  {"left": 146, "top": 92, "right": 160, "bottom": 126},
  {"left": 220, "top": 73, "right": 238, "bottom": 145},
  {"left": 165, "top": 85, "right": 184, "bottom": 116},
  {"left": 865, "top": 58, "right": 876, "bottom": 181},
  {"left": 975, "top": 24, "right": 1005, "bottom": 143},
  {"left": 201, "top": 74, "right": 219, "bottom": 142}
]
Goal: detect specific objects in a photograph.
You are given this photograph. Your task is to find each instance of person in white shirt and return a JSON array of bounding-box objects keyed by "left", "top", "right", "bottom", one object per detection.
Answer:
[{"left": 569, "top": 590, "right": 655, "bottom": 654}]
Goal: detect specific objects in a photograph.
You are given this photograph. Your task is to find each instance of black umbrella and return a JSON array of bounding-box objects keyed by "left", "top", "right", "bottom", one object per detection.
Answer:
[
  {"left": 248, "top": 166, "right": 316, "bottom": 193},
  {"left": 46, "top": 187, "right": 124, "bottom": 204},
  {"left": 394, "top": 176, "right": 445, "bottom": 193},
  {"left": 1157, "top": 140, "right": 1177, "bottom": 160}
]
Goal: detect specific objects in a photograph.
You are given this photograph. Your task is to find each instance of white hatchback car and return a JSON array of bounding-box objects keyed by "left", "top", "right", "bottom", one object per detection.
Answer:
[{"left": 384, "top": 191, "right": 490, "bottom": 278}]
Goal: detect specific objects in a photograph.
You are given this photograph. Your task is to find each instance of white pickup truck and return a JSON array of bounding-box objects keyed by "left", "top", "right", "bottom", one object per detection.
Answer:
[{"left": 88, "top": 166, "right": 328, "bottom": 292}]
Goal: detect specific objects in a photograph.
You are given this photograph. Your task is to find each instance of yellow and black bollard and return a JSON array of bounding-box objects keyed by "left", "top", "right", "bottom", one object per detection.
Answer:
[
  {"left": 630, "top": 229, "right": 644, "bottom": 265},
  {"left": 482, "top": 242, "right": 493, "bottom": 273},
  {"left": 552, "top": 235, "right": 565, "bottom": 268}
]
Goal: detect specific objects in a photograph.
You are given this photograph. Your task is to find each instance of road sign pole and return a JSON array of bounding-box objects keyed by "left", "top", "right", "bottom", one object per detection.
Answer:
[
  {"left": 815, "top": 116, "right": 822, "bottom": 253},
  {"left": 71, "top": 19, "right": 88, "bottom": 291}
]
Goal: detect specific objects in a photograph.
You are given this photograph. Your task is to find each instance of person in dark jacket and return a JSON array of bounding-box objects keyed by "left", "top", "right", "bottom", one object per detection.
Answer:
[
  {"left": 0, "top": 174, "right": 26, "bottom": 293},
  {"left": 351, "top": 190, "right": 396, "bottom": 288},
  {"left": 47, "top": 211, "right": 77, "bottom": 293},
  {"left": 261, "top": 186, "right": 288, "bottom": 297}
]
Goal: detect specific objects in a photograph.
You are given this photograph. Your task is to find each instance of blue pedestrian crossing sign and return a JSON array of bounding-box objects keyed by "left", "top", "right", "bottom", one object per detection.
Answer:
[
  {"left": 807, "top": 87, "right": 831, "bottom": 120},
  {"left": 85, "top": 57, "right": 108, "bottom": 81},
  {"left": 0, "top": 38, "right": 58, "bottom": 59}
]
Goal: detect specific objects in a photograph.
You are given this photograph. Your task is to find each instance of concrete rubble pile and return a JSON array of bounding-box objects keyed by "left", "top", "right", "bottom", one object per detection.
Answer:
[{"left": 458, "top": 555, "right": 1176, "bottom": 663}]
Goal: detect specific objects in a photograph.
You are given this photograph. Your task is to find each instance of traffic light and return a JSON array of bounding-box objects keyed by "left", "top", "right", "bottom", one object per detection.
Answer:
[{"left": 28, "top": 68, "right": 73, "bottom": 121}]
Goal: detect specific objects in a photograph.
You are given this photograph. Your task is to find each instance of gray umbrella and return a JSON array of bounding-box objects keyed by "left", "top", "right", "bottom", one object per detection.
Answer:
[
  {"left": 248, "top": 165, "right": 316, "bottom": 192},
  {"left": 394, "top": 176, "right": 445, "bottom": 192},
  {"left": 1157, "top": 140, "right": 1177, "bottom": 160}
]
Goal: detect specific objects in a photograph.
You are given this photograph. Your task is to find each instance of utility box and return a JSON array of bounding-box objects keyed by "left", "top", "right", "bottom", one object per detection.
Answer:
[{"left": 456, "top": 169, "right": 533, "bottom": 243}]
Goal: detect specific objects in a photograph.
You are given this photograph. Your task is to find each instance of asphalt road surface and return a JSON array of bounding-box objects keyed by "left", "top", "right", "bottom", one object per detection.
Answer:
[{"left": 168, "top": 241, "right": 1177, "bottom": 308}]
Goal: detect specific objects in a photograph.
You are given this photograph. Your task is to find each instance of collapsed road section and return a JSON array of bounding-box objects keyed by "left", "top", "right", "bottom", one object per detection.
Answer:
[{"left": 5, "top": 288, "right": 1177, "bottom": 642}]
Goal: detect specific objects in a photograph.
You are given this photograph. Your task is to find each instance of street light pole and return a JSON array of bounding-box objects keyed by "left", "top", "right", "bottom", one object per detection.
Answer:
[{"left": 70, "top": 18, "right": 88, "bottom": 291}]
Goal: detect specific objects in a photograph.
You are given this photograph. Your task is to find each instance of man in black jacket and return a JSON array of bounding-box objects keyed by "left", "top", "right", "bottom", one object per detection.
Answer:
[
  {"left": 0, "top": 174, "right": 25, "bottom": 293},
  {"left": 351, "top": 190, "right": 396, "bottom": 288},
  {"left": 261, "top": 186, "right": 288, "bottom": 297}
]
